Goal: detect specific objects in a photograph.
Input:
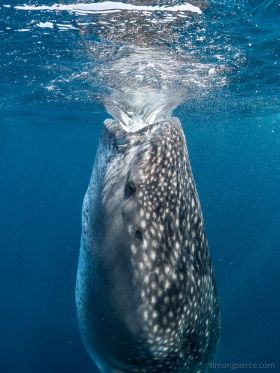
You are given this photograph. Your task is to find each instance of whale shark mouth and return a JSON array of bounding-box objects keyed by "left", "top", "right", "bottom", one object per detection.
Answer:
[{"left": 104, "top": 90, "right": 181, "bottom": 132}]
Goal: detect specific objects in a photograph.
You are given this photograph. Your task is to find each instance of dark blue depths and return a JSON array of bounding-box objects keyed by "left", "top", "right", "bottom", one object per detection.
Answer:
[{"left": 1, "top": 105, "right": 279, "bottom": 373}]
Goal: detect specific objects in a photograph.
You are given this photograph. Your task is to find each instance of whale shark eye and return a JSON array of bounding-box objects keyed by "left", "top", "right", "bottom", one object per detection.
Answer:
[
  {"left": 125, "top": 181, "right": 136, "bottom": 197},
  {"left": 135, "top": 230, "right": 143, "bottom": 241}
]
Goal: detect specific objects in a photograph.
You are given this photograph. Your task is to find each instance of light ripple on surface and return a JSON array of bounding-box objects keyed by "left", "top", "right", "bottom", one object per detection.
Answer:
[
  {"left": 3, "top": 1, "right": 278, "bottom": 124},
  {"left": 15, "top": 2, "right": 202, "bottom": 15}
]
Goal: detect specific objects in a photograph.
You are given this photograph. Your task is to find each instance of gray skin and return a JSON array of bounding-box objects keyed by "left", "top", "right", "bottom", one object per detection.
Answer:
[{"left": 76, "top": 118, "right": 220, "bottom": 373}]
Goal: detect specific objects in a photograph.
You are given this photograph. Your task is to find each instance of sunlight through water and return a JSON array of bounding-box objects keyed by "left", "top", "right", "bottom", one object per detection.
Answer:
[
  {"left": 13, "top": 0, "right": 230, "bottom": 131},
  {"left": 6, "top": 1, "right": 278, "bottom": 126}
]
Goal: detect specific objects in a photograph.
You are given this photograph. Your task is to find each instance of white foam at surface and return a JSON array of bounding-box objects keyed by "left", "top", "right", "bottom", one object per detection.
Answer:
[
  {"left": 15, "top": 1, "right": 202, "bottom": 15},
  {"left": 37, "top": 21, "right": 54, "bottom": 29}
]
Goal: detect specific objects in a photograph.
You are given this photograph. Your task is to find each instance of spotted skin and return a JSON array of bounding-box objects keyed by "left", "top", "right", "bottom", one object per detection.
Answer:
[{"left": 76, "top": 118, "right": 220, "bottom": 373}]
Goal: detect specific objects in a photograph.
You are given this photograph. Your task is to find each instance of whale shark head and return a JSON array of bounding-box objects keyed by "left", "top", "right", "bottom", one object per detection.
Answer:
[{"left": 97, "top": 118, "right": 189, "bottom": 259}]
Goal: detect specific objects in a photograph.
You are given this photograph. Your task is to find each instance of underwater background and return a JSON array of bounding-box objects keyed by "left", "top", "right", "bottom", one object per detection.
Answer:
[{"left": 0, "top": 0, "right": 279, "bottom": 372}]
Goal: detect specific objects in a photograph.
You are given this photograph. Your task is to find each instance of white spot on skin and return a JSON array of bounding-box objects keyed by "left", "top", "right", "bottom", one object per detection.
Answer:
[
  {"left": 151, "top": 281, "right": 156, "bottom": 290},
  {"left": 150, "top": 227, "right": 156, "bottom": 235},
  {"left": 142, "top": 239, "right": 148, "bottom": 250},
  {"left": 164, "top": 280, "right": 171, "bottom": 290},
  {"left": 143, "top": 310, "right": 148, "bottom": 320},
  {"left": 163, "top": 296, "right": 169, "bottom": 304},
  {"left": 140, "top": 220, "right": 147, "bottom": 229},
  {"left": 168, "top": 311, "right": 174, "bottom": 318},
  {"left": 131, "top": 244, "right": 137, "bottom": 254},
  {"left": 152, "top": 311, "right": 158, "bottom": 319},
  {"left": 165, "top": 265, "right": 171, "bottom": 275}
]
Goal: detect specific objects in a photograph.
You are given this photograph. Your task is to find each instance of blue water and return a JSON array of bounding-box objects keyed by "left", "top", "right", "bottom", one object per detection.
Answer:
[{"left": 1, "top": 1, "right": 279, "bottom": 372}]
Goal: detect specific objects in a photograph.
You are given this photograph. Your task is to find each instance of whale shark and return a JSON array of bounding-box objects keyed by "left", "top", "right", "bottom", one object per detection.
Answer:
[{"left": 76, "top": 117, "right": 220, "bottom": 372}]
